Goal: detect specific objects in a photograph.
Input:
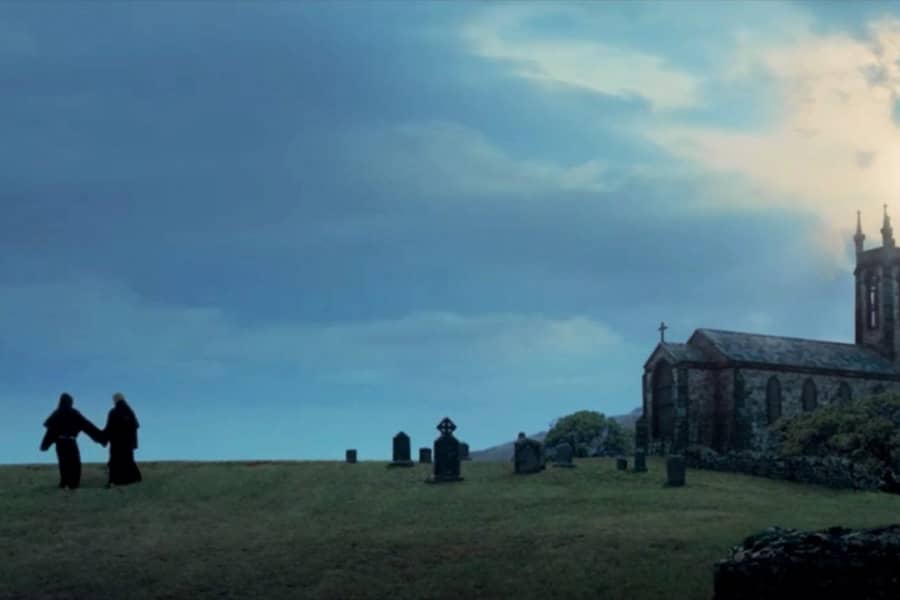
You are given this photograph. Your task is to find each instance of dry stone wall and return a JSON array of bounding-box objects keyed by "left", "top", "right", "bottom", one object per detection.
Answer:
[{"left": 684, "top": 446, "right": 886, "bottom": 491}]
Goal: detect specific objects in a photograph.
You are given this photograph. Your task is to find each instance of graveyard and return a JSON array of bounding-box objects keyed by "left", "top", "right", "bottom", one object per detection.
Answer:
[{"left": 2, "top": 456, "right": 898, "bottom": 599}]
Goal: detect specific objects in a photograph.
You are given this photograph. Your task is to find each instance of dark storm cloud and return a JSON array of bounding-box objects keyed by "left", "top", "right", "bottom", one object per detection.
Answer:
[{"left": 0, "top": 1, "right": 875, "bottom": 463}]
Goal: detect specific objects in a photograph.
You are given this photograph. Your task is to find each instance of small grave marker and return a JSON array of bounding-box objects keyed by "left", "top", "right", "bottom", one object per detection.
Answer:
[
  {"left": 552, "top": 442, "right": 576, "bottom": 468},
  {"left": 514, "top": 432, "right": 545, "bottom": 474},
  {"left": 665, "top": 455, "right": 686, "bottom": 487},
  {"left": 633, "top": 451, "right": 647, "bottom": 473}
]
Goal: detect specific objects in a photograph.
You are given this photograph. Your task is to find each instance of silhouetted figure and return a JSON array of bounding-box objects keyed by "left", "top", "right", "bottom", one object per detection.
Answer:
[
  {"left": 103, "top": 392, "right": 142, "bottom": 487},
  {"left": 40, "top": 393, "right": 105, "bottom": 489}
]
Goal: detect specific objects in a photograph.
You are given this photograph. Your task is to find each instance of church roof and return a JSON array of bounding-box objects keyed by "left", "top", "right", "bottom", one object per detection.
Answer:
[
  {"left": 692, "top": 329, "right": 900, "bottom": 375},
  {"left": 659, "top": 342, "right": 713, "bottom": 364}
]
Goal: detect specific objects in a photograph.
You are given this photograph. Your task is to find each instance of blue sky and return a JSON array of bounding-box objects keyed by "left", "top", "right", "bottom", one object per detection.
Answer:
[{"left": 3, "top": 1, "right": 899, "bottom": 463}]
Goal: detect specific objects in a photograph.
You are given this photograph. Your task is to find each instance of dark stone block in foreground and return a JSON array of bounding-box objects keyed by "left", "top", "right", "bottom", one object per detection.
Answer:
[
  {"left": 713, "top": 525, "right": 900, "bottom": 599},
  {"left": 616, "top": 457, "right": 628, "bottom": 471},
  {"left": 665, "top": 455, "right": 686, "bottom": 486},
  {"left": 345, "top": 449, "right": 357, "bottom": 464}
]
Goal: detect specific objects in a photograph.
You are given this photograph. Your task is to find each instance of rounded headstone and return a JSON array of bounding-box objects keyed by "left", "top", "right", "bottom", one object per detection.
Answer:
[
  {"left": 346, "top": 449, "right": 357, "bottom": 464},
  {"left": 552, "top": 441, "right": 576, "bottom": 468},
  {"left": 389, "top": 431, "right": 414, "bottom": 467},
  {"left": 514, "top": 437, "right": 545, "bottom": 474}
]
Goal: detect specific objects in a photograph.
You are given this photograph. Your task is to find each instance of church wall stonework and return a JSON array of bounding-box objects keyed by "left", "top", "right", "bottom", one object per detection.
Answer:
[
  {"left": 645, "top": 362, "right": 900, "bottom": 454},
  {"left": 720, "top": 368, "right": 736, "bottom": 452},
  {"left": 645, "top": 362, "right": 738, "bottom": 454},
  {"left": 686, "top": 368, "right": 720, "bottom": 448},
  {"left": 734, "top": 368, "right": 900, "bottom": 451}
]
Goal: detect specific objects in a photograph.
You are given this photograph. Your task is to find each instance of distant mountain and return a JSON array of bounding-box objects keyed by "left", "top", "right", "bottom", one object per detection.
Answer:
[{"left": 470, "top": 407, "right": 642, "bottom": 462}]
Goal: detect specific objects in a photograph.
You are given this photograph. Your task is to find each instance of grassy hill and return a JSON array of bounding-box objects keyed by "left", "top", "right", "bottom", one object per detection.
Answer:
[
  {"left": 470, "top": 407, "right": 642, "bottom": 462},
  {"left": 1, "top": 458, "right": 898, "bottom": 599}
]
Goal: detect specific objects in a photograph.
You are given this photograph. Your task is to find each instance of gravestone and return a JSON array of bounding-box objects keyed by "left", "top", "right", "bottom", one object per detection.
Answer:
[
  {"left": 460, "top": 442, "right": 471, "bottom": 461},
  {"left": 633, "top": 451, "right": 647, "bottom": 473},
  {"left": 426, "top": 417, "right": 464, "bottom": 484},
  {"left": 635, "top": 415, "right": 649, "bottom": 453},
  {"left": 665, "top": 454, "right": 686, "bottom": 487},
  {"left": 616, "top": 457, "right": 628, "bottom": 471},
  {"left": 346, "top": 449, "right": 357, "bottom": 464},
  {"left": 552, "top": 442, "right": 576, "bottom": 468},
  {"left": 419, "top": 447, "right": 432, "bottom": 464},
  {"left": 387, "top": 431, "right": 414, "bottom": 468},
  {"left": 514, "top": 432, "right": 545, "bottom": 475}
]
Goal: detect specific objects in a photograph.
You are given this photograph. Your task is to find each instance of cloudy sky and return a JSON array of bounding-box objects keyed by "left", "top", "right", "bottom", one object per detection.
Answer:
[{"left": 2, "top": 1, "right": 899, "bottom": 463}]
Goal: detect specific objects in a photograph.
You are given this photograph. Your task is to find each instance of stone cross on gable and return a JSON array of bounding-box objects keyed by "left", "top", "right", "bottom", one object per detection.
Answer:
[
  {"left": 659, "top": 321, "right": 668, "bottom": 343},
  {"left": 436, "top": 417, "right": 457, "bottom": 435}
]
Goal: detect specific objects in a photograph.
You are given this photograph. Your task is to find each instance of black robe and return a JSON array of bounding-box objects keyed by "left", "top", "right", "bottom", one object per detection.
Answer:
[
  {"left": 41, "top": 406, "right": 105, "bottom": 489},
  {"left": 103, "top": 401, "right": 142, "bottom": 485}
]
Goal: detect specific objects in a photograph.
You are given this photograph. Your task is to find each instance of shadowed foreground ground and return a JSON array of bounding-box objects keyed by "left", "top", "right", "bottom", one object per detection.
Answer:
[{"left": 1, "top": 458, "right": 898, "bottom": 599}]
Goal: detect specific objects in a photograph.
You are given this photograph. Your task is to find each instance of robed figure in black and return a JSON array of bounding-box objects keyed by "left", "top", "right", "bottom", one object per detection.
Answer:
[
  {"left": 103, "top": 392, "right": 142, "bottom": 487},
  {"left": 40, "top": 393, "right": 106, "bottom": 489}
]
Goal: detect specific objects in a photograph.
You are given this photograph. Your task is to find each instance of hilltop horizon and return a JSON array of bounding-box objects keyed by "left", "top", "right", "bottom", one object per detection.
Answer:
[{"left": 4, "top": 406, "right": 641, "bottom": 466}]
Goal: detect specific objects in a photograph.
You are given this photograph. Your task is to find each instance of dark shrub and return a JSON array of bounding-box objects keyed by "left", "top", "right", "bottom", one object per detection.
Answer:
[{"left": 771, "top": 393, "right": 900, "bottom": 483}]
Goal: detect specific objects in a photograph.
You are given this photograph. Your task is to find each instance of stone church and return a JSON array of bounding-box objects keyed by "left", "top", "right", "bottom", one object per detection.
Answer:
[{"left": 642, "top": 208, "right": 900, "bottom": 454}]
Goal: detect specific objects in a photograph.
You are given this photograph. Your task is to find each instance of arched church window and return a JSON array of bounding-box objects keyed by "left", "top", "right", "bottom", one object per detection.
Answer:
[
  {"left": 766, "top": 376, "right": 782, "bottom": 424},
  {"left": 836, "top": 381, "right": 852, "bottom": 406},
  {"left": 867, "top": 275, "right": 880, "bottom": 329},
  {"left": 802, "top": 378, "right": 817, "bottom": 412}
]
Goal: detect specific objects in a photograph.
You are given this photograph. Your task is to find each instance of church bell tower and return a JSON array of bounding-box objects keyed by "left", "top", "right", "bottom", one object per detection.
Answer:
[{"left": 854, "top": 206, "right": 900, "bottom": 362}]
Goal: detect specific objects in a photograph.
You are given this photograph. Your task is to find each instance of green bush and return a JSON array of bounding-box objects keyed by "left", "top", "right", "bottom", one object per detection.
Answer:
[
  {"left": 771, "top": 393, "right": 900, "bottom": 470},
  {"left": 545, "top": 410, "right": 632, "bottom": 456},
  {"left": 606, "top": 421, "right": 633, "bottom": 455}
]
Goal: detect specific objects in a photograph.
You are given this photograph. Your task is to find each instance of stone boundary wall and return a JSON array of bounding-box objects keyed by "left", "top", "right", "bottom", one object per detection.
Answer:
[{"left": 683, "top": 446, "right": 885, "bottom": 491}]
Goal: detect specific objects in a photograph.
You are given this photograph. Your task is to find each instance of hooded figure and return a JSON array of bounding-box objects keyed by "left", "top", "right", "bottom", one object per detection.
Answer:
[
  {"left": 103, "top": 392, "right": 142, "bottom": 487},
  {"left": 40, "top": 393, "right": 106, "bottom": 489}
]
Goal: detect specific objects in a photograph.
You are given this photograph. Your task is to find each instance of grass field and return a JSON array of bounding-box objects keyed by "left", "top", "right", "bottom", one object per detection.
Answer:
[{"left": 1, "top": 457, "right": 898, "bottom": 600}]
